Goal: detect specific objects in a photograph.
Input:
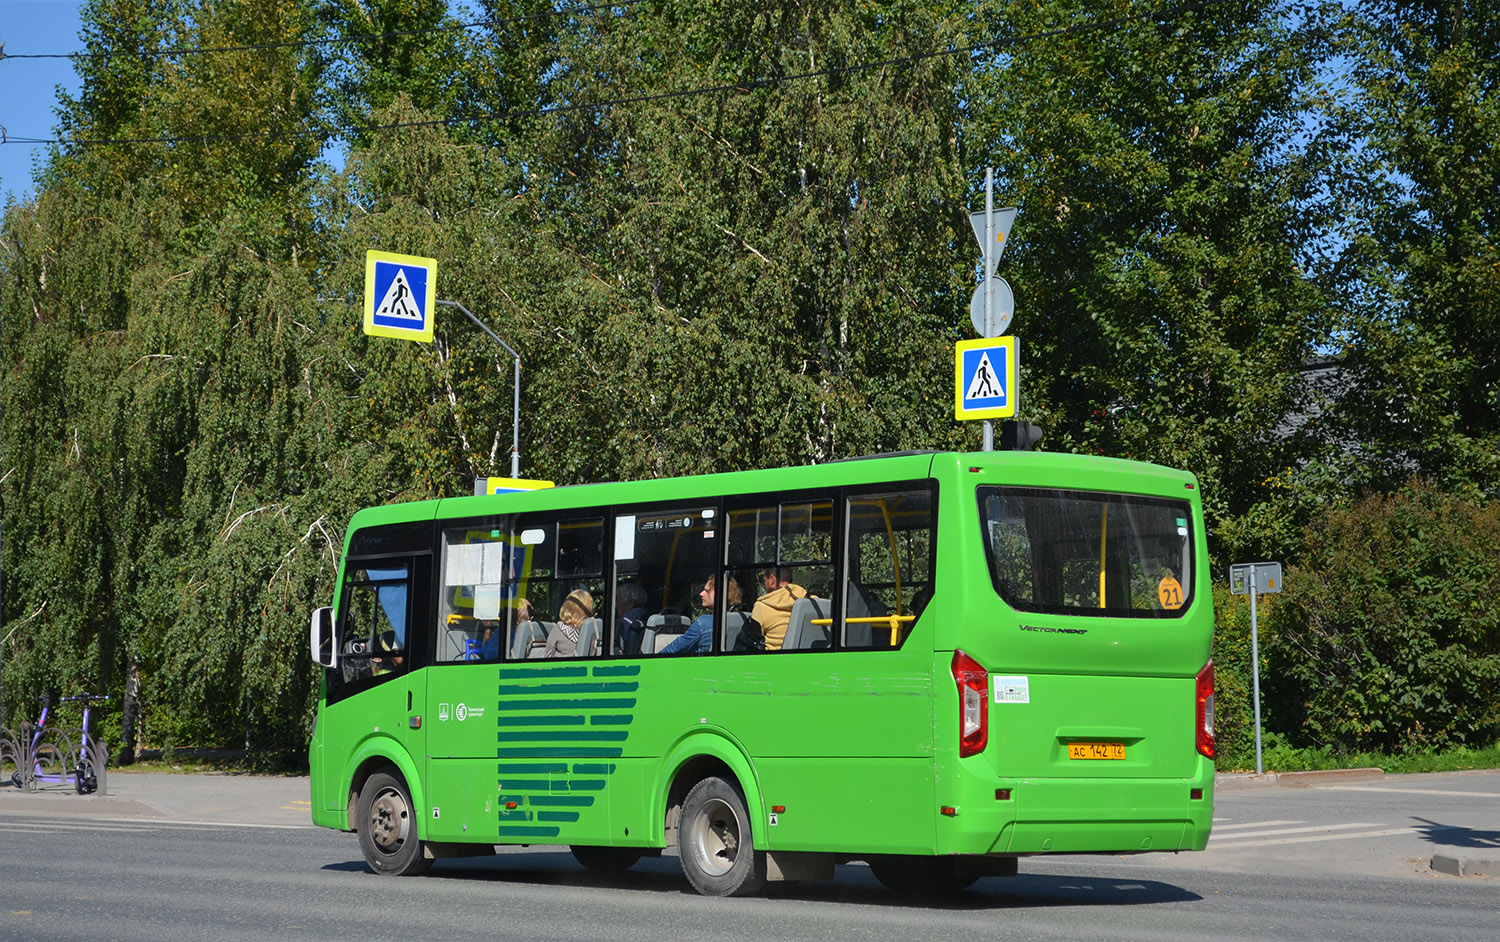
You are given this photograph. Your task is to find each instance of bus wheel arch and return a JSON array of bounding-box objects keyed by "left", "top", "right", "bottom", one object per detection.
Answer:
[
  {"left": 659, "top": 735, "right": 764, "bottom": 849},
  {"left": 343, "top": 744, "right": 424, "bottom": 832}
]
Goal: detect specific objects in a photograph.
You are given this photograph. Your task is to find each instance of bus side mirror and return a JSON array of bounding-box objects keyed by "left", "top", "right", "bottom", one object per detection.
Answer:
[{"left": 310, "top": 606, "right": 337, "bottom": 668}]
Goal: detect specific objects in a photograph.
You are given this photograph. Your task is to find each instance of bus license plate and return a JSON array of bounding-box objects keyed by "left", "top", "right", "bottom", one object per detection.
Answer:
[{"left": 1068, "top": 742, "right": 1125, "bottom": 760}]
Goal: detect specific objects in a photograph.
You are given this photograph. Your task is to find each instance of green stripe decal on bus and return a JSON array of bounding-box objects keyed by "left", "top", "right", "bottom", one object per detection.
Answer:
[
  {"left": 496, "top": 731, "right": 628, "bottom": 743},
  {"left": 497, "top": 747, "right": 625, "bottom": 758},
  {"left": 494, "top": 714, "right": 585, "bottom": 727},
  {"left": 497, "top": 682, "right": 640, "bottom": 695},
  {"left": 498, "top": 794, "right": 598, "bottom": 808},
  {"left": 490, "top": 662, "right": 641, "bottom": 839},
  {"left": 500, "top": 667, "right": 589, "bottom": 679},
  {"left": 494, "top": 698, "right": 638, "bottom": 711},
  {"left": 496, "top": 779, "right": 550, "bottom": 790},
  {"left": 590, "top": 714, "right": 633, "bottom": 726},
  {"left": 591, "top": 665, "right": 642, "bottom": 677},
  {"left": 496, "top": 763, "right": 569, "bottom": 774},
  {"left": 500, "top": 826, "right": 560, "bottom": 838}
]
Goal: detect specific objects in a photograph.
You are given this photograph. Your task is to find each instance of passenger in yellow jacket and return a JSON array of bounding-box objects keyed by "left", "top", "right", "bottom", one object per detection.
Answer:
[{"left": 752, "top": 568, "right": 807, "bottom": 651}]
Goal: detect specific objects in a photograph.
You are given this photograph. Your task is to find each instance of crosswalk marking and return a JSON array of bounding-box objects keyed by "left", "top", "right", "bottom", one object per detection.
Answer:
[
  {"left": 1314, "top": 784, "right": 1500, "bottom": 799},
  {"left": 1211, "top": 819, "right": 1302, "bottom": 831},
  {"left": 1212, "top": 822, "right": 1380, "bottom": 842},
  {"left": 1214, "top": 826, "right": 1418, "bottom": 849}
]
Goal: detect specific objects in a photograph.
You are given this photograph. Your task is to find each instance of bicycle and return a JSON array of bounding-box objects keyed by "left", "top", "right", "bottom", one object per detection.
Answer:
[{"left": 8, "top": 693, "right": 109, "bottom": 794}]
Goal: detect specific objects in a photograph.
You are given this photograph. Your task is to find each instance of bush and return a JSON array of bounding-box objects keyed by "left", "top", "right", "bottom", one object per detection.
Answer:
[
  {"left": 1262, "top": 482, "right": 1500, "bottom": 754},
  {"left": 1211, "top": 584, "right": 1270, "bottom": 770}
]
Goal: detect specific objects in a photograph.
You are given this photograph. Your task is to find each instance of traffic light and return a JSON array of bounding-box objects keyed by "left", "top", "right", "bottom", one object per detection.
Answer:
[{"left": 999, "top": 420, "right": 1043, "bottom": 451}]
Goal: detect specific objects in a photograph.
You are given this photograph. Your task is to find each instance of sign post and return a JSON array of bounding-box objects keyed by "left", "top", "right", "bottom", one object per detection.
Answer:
[
  {"left": 1230, "top": 561, "right": 1282, "bottom": 774},
  {"left": 967, "top": 170, "right": 1018, "bottom": 450}
]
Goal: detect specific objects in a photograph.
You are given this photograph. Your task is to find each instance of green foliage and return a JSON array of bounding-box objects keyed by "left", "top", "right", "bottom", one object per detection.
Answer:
[
  {"left": 1210, "top": 585, "right": 1271, "bottom": 771},
  {"left": 1263, "top": 482, "right": 1500, "bottom": 754},
  {"left": 2, "top": 0, "right": 1496, "bottom": 763},
  {"left": 1314, "top": 0, "right": 1500, "bottom": 498},
  {"left": 1238, "top": 731, "right": 1500, "bottom": 775},
  {"left": 964, "top": 0, "right": 1339, "bottom": 571}
]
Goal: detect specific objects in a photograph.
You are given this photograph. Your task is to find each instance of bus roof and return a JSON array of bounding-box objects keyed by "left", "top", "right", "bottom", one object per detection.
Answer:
[{"left": 342, "top": 450, "right": 1198, "bottom": 536}]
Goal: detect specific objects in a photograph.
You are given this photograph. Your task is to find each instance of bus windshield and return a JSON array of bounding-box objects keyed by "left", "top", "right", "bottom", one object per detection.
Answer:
[{"left": 978, "top": 486, "right": 1194, "bottom": 617}]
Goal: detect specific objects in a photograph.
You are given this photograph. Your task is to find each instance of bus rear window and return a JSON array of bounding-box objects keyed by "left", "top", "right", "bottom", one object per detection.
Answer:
[{"left": 978, "top": 486, "right": 1193, "bottom": 618}]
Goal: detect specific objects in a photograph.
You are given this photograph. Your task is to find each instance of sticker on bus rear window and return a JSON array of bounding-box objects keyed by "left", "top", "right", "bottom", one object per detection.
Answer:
[
  {"left": 993, "top": 675, "right": 1030, "bottom": 704},
  {"left": 1158, "top": 576, "right": 1185, "bottom": 610}
]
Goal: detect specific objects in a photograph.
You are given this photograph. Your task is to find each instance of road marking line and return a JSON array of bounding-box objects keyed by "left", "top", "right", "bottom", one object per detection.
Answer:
[
  {"left": 1213, "top": 826, "right": 1418, "bottom": 849},
  {"left": 1314, "top": 785, "right": 1500, "bottom": 798},
  {"left": 0, "top": 821, "right": 160, "bottom": 833},
  {"left": 0, "top": 813, "right": 313, "bottom": 830},
  {"left": 1211, "top": 822, "right": 1379, "bottom": 841},
  {"left": 1211, "top": 820, "right": 1303, "bottom": 831}
]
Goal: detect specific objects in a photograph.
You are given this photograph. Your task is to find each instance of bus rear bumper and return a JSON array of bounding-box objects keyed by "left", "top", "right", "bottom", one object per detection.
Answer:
[{"left": 939, "top": 775, "right": 1213, "bottom": 856}]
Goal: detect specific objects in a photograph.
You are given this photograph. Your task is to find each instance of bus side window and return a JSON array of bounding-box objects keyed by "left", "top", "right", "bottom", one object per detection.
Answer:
[
  {"left": 729, "top": 498, "right": 834, "bottom": 652},
  {"left": 842, "top": 488, "right": 934, "bottom": 650},
  {"left": 438, "top": 522, "right": 510, "bottom": 662},
  {"left": 615, "top": 505, "right": 718, "bottom": 654},
  {"left": 509, "top": 515, "right": 605, "bottom": 659}
]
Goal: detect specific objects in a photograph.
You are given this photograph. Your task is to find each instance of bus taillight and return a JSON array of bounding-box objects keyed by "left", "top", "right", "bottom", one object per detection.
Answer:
[
  {"left": 952, "top": 650, "right": 988, "bottom": 758},
  {"left": 1196, "top": 661, "right": 1215, "bottom": 759}
]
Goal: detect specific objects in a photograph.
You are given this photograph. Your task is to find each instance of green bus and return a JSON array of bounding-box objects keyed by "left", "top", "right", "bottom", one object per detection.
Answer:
[{"left": 308, "top": 450, "right": 1215, "bottom": 895}]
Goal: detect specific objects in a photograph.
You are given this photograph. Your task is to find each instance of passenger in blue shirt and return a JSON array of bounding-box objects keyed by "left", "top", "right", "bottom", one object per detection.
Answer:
[{"left": 661, "top": 576, "right": 742, "bottom": 654}]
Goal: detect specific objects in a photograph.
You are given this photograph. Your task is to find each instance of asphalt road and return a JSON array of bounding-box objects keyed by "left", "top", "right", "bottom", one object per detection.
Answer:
[{"left": 2, "top": 769, "right": 1496, "bottom": 941}]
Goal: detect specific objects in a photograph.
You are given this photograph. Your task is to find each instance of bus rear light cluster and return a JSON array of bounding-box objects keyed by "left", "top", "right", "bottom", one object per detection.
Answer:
[
  {"left": 1196, "top": 661, "right": 1215, "bottom": 759},
  {"left": 952, "top": 650, "right": 989, "bottom": 758}
]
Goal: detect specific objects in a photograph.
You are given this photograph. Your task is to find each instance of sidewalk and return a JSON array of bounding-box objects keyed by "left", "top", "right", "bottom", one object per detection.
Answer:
[{"left": 0, "top": 769, "right": 314, "bottom": 827}]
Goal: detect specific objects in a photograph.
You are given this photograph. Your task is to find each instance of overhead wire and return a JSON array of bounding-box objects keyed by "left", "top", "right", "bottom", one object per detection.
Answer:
[
  {"left": 0, "top": 2, "right": 638, "bottom": 60},
  {"left": 0, "top": 0, "right": 1251, "bottom": 149}
]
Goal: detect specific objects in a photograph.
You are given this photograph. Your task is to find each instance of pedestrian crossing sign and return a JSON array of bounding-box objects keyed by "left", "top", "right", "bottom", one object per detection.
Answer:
[
  {"left": 954, "top": 336, "right": 1018, "bottom": 420},
  {"left": 365, "top": 250, "right": 437, "bottom": 342}
]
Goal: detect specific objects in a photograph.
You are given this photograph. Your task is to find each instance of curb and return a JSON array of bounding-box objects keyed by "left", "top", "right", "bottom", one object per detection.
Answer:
[
  {"left": 1431, "top": 854, "right": 1500, "bottom": 878},
  {"left": 1214, "top": 767, "right": 1385, "bottom": 791},
  {"left": 1275, "top": 767, "right": 1385, "bottom": 787}
]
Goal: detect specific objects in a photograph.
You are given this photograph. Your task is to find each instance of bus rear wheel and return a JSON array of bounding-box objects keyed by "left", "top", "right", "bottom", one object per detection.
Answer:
[
  {"left": 357, "top": 769, "right": 432, "bottom": 876},
  {"left": 679, "top": 776, "right": 764, "bottom": 897}
]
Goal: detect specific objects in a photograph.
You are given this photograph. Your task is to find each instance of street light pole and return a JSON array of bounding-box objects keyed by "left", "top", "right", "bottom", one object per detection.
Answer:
[{"left": 436, "top": 300, "right": 521, "bottom": 479}]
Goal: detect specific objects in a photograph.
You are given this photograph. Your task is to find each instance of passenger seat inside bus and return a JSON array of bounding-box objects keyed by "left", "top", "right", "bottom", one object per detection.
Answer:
[
  {"left": 782, "top": 597, "right": 830, "bottom": 650},
  {"left": 510, "top": 620, "right": 547, "bottom": 659},
  {"left": 641, "top": 613, "right": 690, "bottom": 653},
  {"left": 720, "top": 611, "right": 749, "bottom": 651},
  {"left": 845, "top": 582, "right": 887, "bottom": 648},
  {"left": 577, "top": 617, "right": 602, "bottom": 656}
]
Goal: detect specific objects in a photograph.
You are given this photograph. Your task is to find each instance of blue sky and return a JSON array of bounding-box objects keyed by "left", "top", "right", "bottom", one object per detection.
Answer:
[{"left": 0, "top": 0, "right": 85, "bottom": 202}]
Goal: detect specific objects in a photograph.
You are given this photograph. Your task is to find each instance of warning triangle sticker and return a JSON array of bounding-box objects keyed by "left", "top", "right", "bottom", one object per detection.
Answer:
[
  {"left": 377, "top": 268, "right": 422, "bottom": 323},
  {"left": 965, "top": 351, "right": 1004, "bottom": 401}
]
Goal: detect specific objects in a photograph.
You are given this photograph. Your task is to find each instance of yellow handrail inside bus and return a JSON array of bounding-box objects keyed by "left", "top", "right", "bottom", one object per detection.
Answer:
[
  {"left": 877, "top": 498, "right": 904, "bottom": 616},
  {"left": 1098, "top": 503, "right": 1108, "bottom": 609},
  {"left": 810, "top": 614, "right": 916, "bottom": 648}
]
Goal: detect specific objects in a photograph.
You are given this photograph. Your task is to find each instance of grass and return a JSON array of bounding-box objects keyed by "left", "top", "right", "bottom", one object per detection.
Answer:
[{"left": 1218, "top": 734, "right": 1500, "bottom": 775}]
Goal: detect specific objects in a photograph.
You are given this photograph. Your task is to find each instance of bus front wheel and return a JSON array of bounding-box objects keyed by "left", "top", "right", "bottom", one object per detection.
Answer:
[
  {"left": 679, "top": 776, "right": 765, "bottom": 897},
  {"left": 357, "top": 769, "right": 432, "bottom": 876}
]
